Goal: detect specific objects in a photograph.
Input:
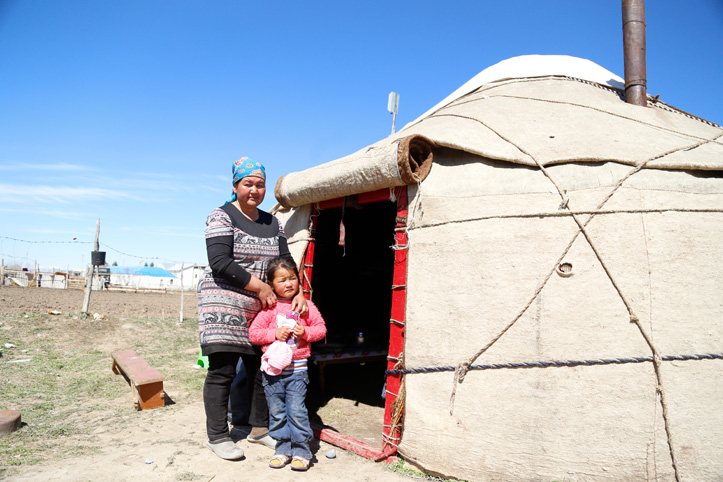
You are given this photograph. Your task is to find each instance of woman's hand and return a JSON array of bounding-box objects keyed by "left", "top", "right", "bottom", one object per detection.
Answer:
[
  {"left": 245, "top": 276, "right": 277, "bottom": 309},
  {"left": 291, "top": 291, "right": 308, "bottom": 316},
  {"left": 257, "top": 283, "right": 277, "bottom": 309}
]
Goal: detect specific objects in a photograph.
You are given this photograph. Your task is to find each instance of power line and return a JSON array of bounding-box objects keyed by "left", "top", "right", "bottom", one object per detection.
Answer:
[
  {"left": 0, "top": 235, "right": 187, "bottom": 265},
  {"left": 0, "top": 235, "right": 89, "bottom": 245},
  {"left": 98, "top": 242, "right": 183, "bottom": 264},
  {"left": 0, "top": 252, "right": 35, "bottom": 263}
]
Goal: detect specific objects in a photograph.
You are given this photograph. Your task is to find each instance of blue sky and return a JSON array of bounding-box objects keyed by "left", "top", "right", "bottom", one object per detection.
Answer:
[{"left": 1, "top": 0, "right": 721, "bottom": 271}]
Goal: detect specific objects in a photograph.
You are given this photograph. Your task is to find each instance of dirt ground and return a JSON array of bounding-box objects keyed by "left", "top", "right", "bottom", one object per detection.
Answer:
[
  {"left": 0, "top": 286, "right": 412, "bottom": 482},
  {"left": 0, "top": 285, "right": 199, "bottom": 319}
]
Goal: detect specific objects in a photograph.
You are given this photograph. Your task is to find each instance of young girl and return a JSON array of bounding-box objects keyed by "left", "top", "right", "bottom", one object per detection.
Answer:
[{"left": 249, "top": 257, "right": 326, "bottom": 471}]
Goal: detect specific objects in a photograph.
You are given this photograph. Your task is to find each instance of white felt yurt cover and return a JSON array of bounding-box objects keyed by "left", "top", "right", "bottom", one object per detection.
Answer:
[{"left": 273, "top": 56, "right": 723, "bottom": 482}]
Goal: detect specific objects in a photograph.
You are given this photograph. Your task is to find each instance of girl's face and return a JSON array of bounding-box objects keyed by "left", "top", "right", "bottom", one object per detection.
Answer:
[
  {"left": 270, "top": 267, "right": 299, "bottom": 298},
  {"left": 233, "top": 176, "right": 266, "bottom": 209}
]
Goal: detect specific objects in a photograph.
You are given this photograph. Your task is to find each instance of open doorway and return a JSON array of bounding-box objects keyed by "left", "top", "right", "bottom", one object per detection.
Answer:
[{"left": 306, "top": 196, "right": 398, "bottom": 449}]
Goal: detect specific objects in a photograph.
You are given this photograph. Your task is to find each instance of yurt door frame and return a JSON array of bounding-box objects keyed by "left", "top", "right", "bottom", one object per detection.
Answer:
[{"left": 301, "top": 186, "right": 408, "bottom": 462}]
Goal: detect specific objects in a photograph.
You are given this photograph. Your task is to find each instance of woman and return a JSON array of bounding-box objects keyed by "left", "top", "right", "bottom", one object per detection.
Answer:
[{"left": 197, "top": 157, "right": 307, "bottom": 460}]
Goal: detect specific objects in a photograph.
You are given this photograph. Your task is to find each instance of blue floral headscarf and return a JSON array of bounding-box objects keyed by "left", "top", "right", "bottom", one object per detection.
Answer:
[{"left": 229, "top": 157, "right": 266, "bottom": 203}]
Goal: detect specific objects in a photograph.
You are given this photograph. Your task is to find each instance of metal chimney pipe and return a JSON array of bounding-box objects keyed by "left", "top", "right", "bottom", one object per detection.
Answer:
[{"left": 622, "top": 0, "right": 647, "bottom": 106}]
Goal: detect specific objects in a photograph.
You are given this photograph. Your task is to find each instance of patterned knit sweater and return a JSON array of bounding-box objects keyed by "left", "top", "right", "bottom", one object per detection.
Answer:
[{"left": 204, "top": 204, "right": 289, "bottom": 288}]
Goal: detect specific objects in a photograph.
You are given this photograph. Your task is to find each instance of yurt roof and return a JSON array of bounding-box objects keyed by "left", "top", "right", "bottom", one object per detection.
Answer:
[
  {"left": 403, "top": 55, "right": 625, "bottom": 129},
  {"left": 274, "top": 55, "right": 723, "bottom": 209}
]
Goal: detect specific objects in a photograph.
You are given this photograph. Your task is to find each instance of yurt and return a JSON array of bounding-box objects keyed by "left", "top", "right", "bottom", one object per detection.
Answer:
[{"left": 272, "top": 55, "right": 723, "bottom": 482}]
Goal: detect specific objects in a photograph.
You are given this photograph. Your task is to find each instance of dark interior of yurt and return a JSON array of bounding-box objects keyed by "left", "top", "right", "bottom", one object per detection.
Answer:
[{"left": 305, "top": 196, "right": 398, "bottom": 446}]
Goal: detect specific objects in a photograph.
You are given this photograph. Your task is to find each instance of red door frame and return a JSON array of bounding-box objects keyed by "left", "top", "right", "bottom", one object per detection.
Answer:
[{"left": 302, "top": 187, "right": 408, "bottom": 463}]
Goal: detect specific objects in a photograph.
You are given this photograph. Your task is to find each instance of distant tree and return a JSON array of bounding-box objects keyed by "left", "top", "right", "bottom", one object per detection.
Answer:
[
  {"left": 149, "top": 262, "right": 154, "bottom": 267},
  {"left": 144, "top": 262, "right": 148, "bottom": 267},
  {"left": 112, "top": 261, "right": 118, "bottom": 266}
]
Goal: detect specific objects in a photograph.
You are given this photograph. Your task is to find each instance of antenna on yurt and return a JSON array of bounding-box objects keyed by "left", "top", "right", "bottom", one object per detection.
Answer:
[{"left": 388, "top": 91, "right": 399, "bottom": 134}]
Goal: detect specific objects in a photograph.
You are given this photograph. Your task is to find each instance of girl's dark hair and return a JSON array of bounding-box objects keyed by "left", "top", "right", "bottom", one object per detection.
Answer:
[{"left": 266, "top": 257, "right": 300, "bottom": 283}]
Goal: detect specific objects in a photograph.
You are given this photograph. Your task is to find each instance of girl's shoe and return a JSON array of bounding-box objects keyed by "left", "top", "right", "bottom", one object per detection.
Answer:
[
  {"left": 269, "top": 455, "right": 292, "bottom": 469},
  {"left": 290, "top": 456, "right": 310, "bottom": 471}
]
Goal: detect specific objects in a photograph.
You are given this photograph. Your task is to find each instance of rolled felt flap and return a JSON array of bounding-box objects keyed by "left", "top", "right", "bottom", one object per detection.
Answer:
[
  {"left": 397, "top": 135, "right": 435, "bottom": 184},
  {"left": 274, "top": 135, "right": 435, "bottom": 209}
]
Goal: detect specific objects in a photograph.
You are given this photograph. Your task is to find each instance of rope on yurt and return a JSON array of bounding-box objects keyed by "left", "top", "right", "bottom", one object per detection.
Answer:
[
  {"left": 444, "top": 75, "right": 722, "bottom": 130},
  {"left": 383, "top": 351, "right": 406, "bottom": 450},
  {"left": 568, "top": 75, "right": 721, "bottom": 129},
  {"left": 410, "top": 207, "right": 723, "bottom": 229},
  {"left": 391, "top": 225, "right": 409, "bottom": 252},
  {"left": 631, "top": 314, "right": 682, "bottom": 482},
  {"left": 387, "top": 352, "right": 723, "bottom": 374},
  {"left": 300, "top": 204, "right": 319, "bottom": 299},
  {"left": 301, "top": 266, "right": 314, "bottom": 298},
  {"left": 408, "top": 173, "right": 425, "bottom": 228},
  {"left": 493, "top": 93, "right": 722, "bottom": 143},
  {"left": 444, "top": 130, "right": 720, "bottom": 482}
]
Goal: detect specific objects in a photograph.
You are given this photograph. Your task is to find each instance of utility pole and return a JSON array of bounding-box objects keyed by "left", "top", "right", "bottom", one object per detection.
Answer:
[
  {"left": 81, "top": 219, "right": 102, "bottom": 316},
  {"left": 179, "top": 262, "right": 184, "bottom": 324}
]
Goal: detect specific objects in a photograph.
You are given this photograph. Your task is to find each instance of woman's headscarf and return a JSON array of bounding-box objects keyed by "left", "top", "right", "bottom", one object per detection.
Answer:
[{"left": 229, "top": 157, "right": 266, "bottom": 203}]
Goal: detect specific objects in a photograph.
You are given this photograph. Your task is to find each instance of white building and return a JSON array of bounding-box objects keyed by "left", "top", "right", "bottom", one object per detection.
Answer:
[
  {"left": 109, "top": 266, "right": 178, "bottom": 290},
  {"left": 165, "top": 264, "right": 206, "bottom": 290}
]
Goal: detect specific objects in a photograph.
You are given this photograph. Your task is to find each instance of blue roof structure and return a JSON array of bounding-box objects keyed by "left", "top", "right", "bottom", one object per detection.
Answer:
[{"left": 109, "top": 266, "right": 177, "bottom": 278}]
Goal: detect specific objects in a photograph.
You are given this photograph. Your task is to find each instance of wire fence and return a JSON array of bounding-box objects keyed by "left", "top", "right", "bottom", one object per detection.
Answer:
[
  {"left": 0, "top": 234, "right": 188, "bottom": 268},
  {"left": 1, "top": 234, "right": 204, "bottom": 291},
  {"left": 1, "top": 267, "right": 85, "bottom": 289}
]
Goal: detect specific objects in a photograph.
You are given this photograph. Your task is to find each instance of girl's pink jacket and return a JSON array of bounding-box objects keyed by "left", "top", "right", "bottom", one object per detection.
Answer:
[{"left": 249, "top": 299, "right": 327, "bottom": 360}]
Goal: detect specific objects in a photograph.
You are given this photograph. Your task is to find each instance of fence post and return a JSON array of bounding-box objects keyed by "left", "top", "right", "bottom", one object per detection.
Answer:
[{"left": 179, "top": 262, "right": 185, "bottom": 323}]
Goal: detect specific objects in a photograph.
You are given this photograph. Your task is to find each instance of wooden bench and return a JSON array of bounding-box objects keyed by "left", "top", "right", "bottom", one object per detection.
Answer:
[{"left": 111, "top": 349, "right": 165, "bottom": 410}]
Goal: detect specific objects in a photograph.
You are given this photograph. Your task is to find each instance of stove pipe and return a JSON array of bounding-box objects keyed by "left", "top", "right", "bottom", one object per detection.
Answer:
[{"left": 622, "top": 0, "right": 647, "bottom": 106}]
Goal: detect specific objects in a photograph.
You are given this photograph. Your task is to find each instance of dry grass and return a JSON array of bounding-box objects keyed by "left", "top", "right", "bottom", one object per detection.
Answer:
[
  {"left": 0, "top": 310, "right": 203, "bottom": 476},
  {"left": 0, "top": 289, "right": 466, "bottom": 482}
]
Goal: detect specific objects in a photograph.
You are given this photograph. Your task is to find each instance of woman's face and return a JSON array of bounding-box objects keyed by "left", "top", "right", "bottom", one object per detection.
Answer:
[{"left": 233, "top": 176, "right": 266, "bottom": 208}]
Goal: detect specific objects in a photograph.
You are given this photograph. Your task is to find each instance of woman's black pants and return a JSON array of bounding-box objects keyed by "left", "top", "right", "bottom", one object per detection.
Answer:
[{"left": 204, "top": 351, "right": 269, "bottom": 441}]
